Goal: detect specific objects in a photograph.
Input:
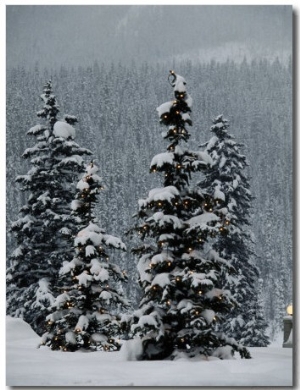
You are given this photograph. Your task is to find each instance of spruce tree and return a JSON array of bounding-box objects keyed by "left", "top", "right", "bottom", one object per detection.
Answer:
[
  {"left": 240, "top": 279, "right": 270, "bottom": 347},
  {"left": 129, "top": 71, "right": 250, "bottom": 360},
  {"left": 199, "top": 115, "right": 266, "bottom": 344},
  {"left": 6, "top": 80, "right": 92, "bottom": 334},
  {"left": 41, "top": 161, "right": 129, "bottom": 352}
]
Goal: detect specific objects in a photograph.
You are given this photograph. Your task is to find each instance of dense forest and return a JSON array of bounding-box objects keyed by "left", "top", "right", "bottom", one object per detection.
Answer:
[{"left": 6, "top": 58, "right": 292, "bottom": 339}]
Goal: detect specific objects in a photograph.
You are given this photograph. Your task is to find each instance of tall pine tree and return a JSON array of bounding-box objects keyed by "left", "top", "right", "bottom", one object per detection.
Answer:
[
  {"left": 41, "top": 161, "right": 129, "bottom": 351},
  {"left": 129, "top": 71, "right": 250, "bottom": 360},
  {"left": 6, "top": 80, "right": 92, "bottom": 334},
  {"left": 199, "top": 115, "right": 267, "bottom": 345}
]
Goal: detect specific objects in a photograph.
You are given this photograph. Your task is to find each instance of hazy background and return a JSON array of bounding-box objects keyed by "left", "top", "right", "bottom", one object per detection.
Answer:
[{"left": 6, "top": 5, "right": 292, "bottom": 69}]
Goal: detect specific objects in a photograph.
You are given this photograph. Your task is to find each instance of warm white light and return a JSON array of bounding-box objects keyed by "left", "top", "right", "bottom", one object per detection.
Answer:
[{"left": 287, "top": 304, "right": 293, "bottom": 315}]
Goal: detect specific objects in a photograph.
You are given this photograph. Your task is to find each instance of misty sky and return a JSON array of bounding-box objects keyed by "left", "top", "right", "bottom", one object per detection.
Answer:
[{"left": 6, "top": 5, "right": 292, "bottom": 69}]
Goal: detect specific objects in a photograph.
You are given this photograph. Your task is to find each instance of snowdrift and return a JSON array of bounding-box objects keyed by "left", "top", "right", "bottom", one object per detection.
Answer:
[{"left": 6, "top": 317, "right": 293, "bottom": 387}]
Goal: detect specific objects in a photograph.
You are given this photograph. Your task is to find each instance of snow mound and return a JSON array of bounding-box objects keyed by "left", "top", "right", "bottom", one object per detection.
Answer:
[
  {"left": 119, "top": 338, "right": 144, "bottom": 361},
  {"left": 212, "top": 345, "right": 235, "bottom": 360},
  {"left": 6, "top": 316, "right": 39, "bottom": 342},
  {"left": 53, "top": 121, "right": 76, "bottom": 139}
]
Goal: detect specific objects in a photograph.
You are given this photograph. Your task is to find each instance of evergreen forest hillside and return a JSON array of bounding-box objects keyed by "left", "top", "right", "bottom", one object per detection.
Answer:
[{"left": 6, "top": 58, "right": 292, "bottom": 339}]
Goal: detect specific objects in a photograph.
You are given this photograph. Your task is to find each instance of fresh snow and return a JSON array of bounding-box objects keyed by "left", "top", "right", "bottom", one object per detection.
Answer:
[
  {"left": 71, "top": 199, "right": 83, "bottom": 211},
  {"left": 148, "top": 212, "right": 184, "bottom": 229},
  {"left": 214, "top": 183, "right": 226, "bottom": 201},
  {"left": 206, "top": 135, "right": 218, "bottom": 150},
  {"left": 59, "top": 258, "right": 81, "bottom": 275},
  {"left": 75, "top": 223, "right": 126, "bottom": 251},
  {"left": 75, "top": 315, "right": 89, "bottom": 331},
  {"left": 132, "top": 314, "right": 158, "bottom": 330},
  {"left": 85, "top": 244, "right": 96, "bottom": 257},
  {"left": 139, "top": 186, "right": 180, "bottom": 208},
  {"left": 151, "top": 252, "right": 173, "bottom": 265},
  {"left": 219, "top": 155, "right": 227, "bottom": 168},
  {"left": 151, "top": 272, "right": 170, "bottom": 288},
  {"left": 53, "top": 121, "right": 76, "bottom": 139},
  {"left": 185, "top": 94, "right": 193, "bottom": 107},
  {"left": 182, "top": 112, "right": 191, "bottom": 121},
  {"left": 193, "top": 150, "right": 213, "bottom": 165},
  {"left": 77, "top": 179, "right": 89, "bottom": 190},
  {"left": 27, "top": 124, "right": 45, "bottom": 135},
  {"left": 50, "top": 292, "right": 70, "bottom": 309},
  {"left": 150, "top": 152, "right": 174, "bottom": 168},
  {"left": 33, "top": 278, "right": 55, "bottom": 308},
  {"left": 232, "top": 175, "right": 240, "bottom": 189},
  {"left": 59, "top": 155, "right": 83, "bottom": 167},
  {"left": 104, "top": 234, "right": 126, "bottom": 250},
  {"left": 99, "top": 291, "right": 112, "bottom": 301},
  {"left": 201, "top": 309, "right": 216, "bottom": 325},
  {"left": 172, "top": 73, "right": 187, "bottom": 93},
  {"left": 156, "top": 101, "right": 173, "bottom": 117},
  {"left": 65, "top": 331, "right": 77, "bottom": 345},
  {"left": 188, "top": 212, "right": 219, "bottom": 226},
  {"left": 137, "top": 254, "right": 152, "bottom": 283},
  {"left": 76, "top": 271, "right": 93, "bottom": 286},
  {"left": 6, "top": 317, "right": 293, "bottom": 387}
]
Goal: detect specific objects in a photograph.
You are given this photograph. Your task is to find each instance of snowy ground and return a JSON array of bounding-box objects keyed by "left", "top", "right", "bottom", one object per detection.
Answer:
[{"left": 5, "top": 316, "right": 293, "bottom": 388}]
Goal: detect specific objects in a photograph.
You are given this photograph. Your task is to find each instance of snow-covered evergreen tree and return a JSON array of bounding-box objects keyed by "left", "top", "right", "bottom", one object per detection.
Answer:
[
  {"left": 199, "top": 115, "right": 266, "bottom": 344},
  {"left": 6, "top": 80, "right": 92, "bottom": 334},
  {"left": 129, "top": 71, "right": 250, "bottom": 360},
  {"left": 240, "top": 279, "right": 270, "bottom": 347},
  {"left": 41, "top": 161, "right": 129, "bottom": 351}
]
